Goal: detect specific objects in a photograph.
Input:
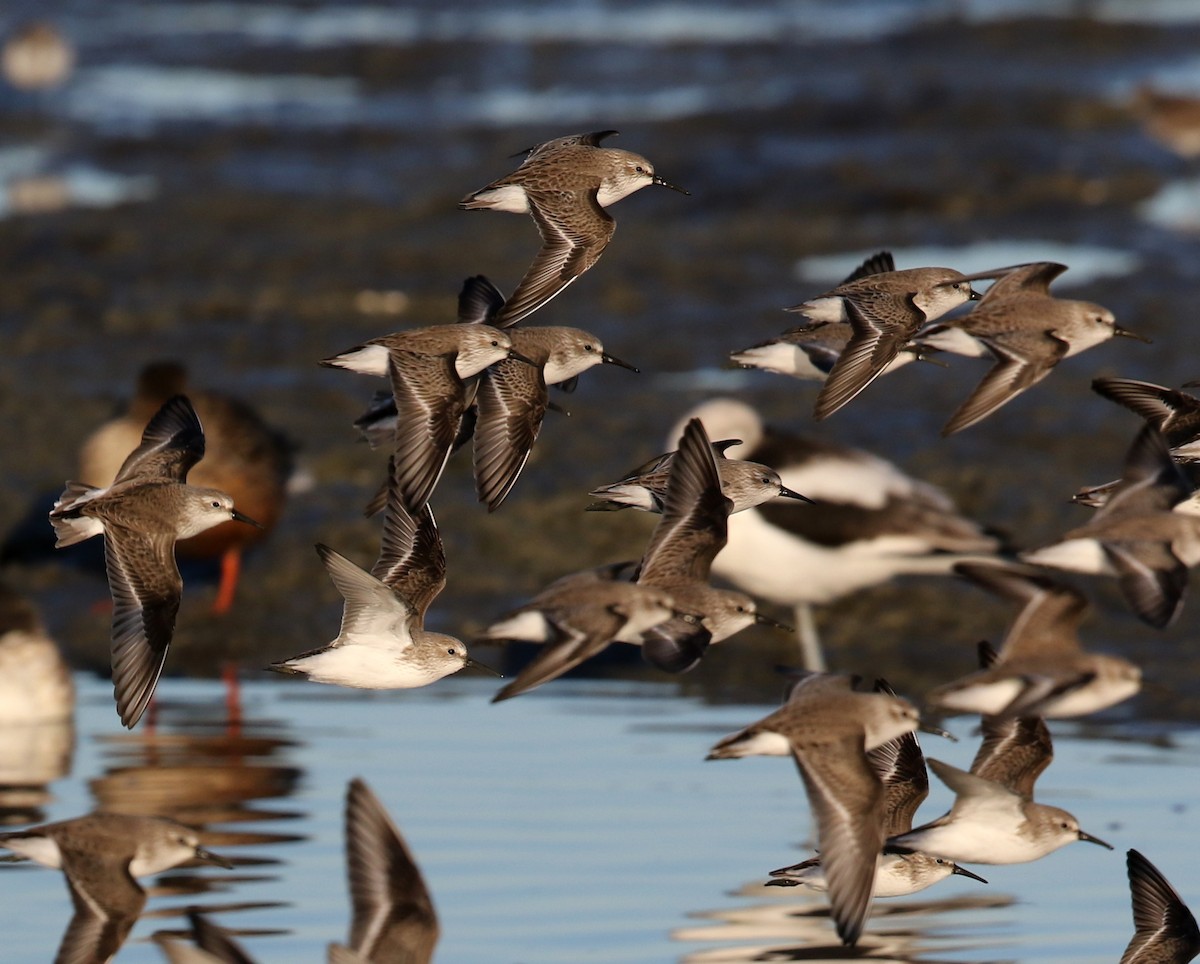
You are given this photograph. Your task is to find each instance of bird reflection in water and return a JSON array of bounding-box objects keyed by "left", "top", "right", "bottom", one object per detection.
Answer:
[
  {"left": 20, "top": 696, "right": 303, "bottom": 958},
  {"left": 674, "top": 880, "right": 1013, "bottom": 962},
  {"left": 0, "top": 584, "right": 75, "bottom": 826}
]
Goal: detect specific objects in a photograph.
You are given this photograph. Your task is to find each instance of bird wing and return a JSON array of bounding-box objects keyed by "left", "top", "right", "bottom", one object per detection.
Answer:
[
  {"left": 640, "top": 618, "right": 712, "bottom": 674},
  {"left": 185, "top": 912, "right": 257, "bottom": 964},
  {"left": 974, "top": 262, "right": 1069, "bottom": 304},
  {"left": 941, "top": 330, "right": 1066, "bottom": 435},
  {"left": 371, "top": 463, "right": 446, "bottom": 620},
  {"left": 113, "top": 394, "right": 206, "bottom": 484},
  {"left": 638, "top": 419, "right": 731, "bottom": 584},
  {"left": 814, "top": 295, "right": 917, "bottom": 420},
  {"left": 56, "top": 851, "right": 146, "bottom": 964},
  {"left": 1121, "top": 849, "right": 1200, "bottom": 964},
  {"left": 386, "top": 350, "right": 470, "bottom": 514},
  {"left": 957, "top": 564, "right": 1089, "bottom": 660},
  {"left": 456, "top": 274, "right": 506, "bottom": 326},
  {"left": 970, "top": 712, "right": 1053, "bottom": 799},
  {"left": 472, "top": 357, "right": 548, "bottom": 511},
  {"left": 792, "top": 734, "right": 884, "bottom": 946},
  {"left": 927, "top": 758, "right": 1022, "bottom": 820},
  {"left": 344, "top": 779, "right": 439, "bottom": 964},
  {"left": 318, "top": 544, "right": 415, "bottom": 647},
  {"left": 491, "top": 610, "right": 622, "bottom": 702},
  {"left": 494, "top": 188, "right": 616, "bottom": 326},
  {"left": 1093, "top": 376, "right": 1200, "bottom": 439},
  {"left": 104, "top": 526, "right": 180, "bottom": 729},
  {"left": 1103, "top": 540, "right": 1188, "bottom": 630},
  {"left": 1094, "top": 425, "right": 1193, "bottom": 523}
]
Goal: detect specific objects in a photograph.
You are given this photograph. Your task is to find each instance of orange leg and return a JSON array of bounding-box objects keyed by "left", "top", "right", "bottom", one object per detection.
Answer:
[{"left": 212, "top": 547, "right": 242, "bottom": 615}]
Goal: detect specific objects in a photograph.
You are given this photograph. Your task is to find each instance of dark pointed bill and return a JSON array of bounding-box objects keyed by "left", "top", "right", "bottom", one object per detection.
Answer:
[
  {"left": 754, "top": 612, "right": 794, "bottom": 632},
  {"left": 466, "top": 656, "right": 503, "bottom": 677},
  {"left": 231, "top": 510, "right": 264, "bottom": 529},
  {"left": 601, "top": 351, "right": 640, "bottom": 372},
  {"left": 777, "top": 485, "right": 814, "bottom": 504},
  {"left": 1114, "top": 325, "right": 1152, "bottom": 344},
  {"left": 919, "top": 719, "right": 956, "bottom": 741},
  {"left": 652, "top": 175, "right": 689, "bottom": 194},
  {"left": 507, "top": 349, "right": 539, "bottom": 366},
  {"left": 193, "top": 845, "right": 236, "bottom": 869},
  {"left": 1079, "top": 829, "right": 1114, "bottom": 849}
]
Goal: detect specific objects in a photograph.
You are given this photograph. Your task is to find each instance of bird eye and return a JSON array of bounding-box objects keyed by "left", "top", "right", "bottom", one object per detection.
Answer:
[
  {"left": 211, "top": 500, "right": 221, "bottom": 508},
  {"left": 584, "top": 343, "right": 594, "bottom": 352},
  {"left": 491, "top": 339, "right": 500, "bottom": 346},
  {"left": 447, "top": 647, "right": 457, "bottom": 655},
  {"left": 635, "top": 165, "right": 645, "bottom": 173}
]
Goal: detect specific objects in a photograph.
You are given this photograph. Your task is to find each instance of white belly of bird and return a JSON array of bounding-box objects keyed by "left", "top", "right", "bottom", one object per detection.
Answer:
[
  {"left": 899, "top": 818, "right": 1063, "bottom": 865},
  {"left": 917, "top": 326, "right": 990, "bottom": 357},
  {"left": 781, "top": 852, "right": 952, "bottom": 898},
  {"left": 934, "top": 679, "right": 1025, "bottom": 716},
  {"left": 483, "top": 609, "right": 553, "bottom": 643},
  {"left": 130, "top": 844, "right": 195, "bottom": 877},
  {"left": 715, "top": 510, "right": 965, "bottom": 606},
  {"left": 616, "top": 603, "right": 676, "bottom": 643},
  {"left": 1040, "top": 676, "right": 1141, "bottom": 718},
  {"left": 1022, "top": 538, "right": 1111, "bottom": 574},
  {"left": 731, "top": 342, "right": 829, "bottom": 380},
  {"left": 289, "top": 641, "right": 438, "bottom": 689},
  {"left": 544, "top": 355, "right": 601, "bottom": 385}
]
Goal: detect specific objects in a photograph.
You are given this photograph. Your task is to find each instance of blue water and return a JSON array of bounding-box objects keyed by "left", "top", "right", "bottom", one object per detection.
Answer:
[{"left": 0, "top": 673, "right": 1194, "bottom": 962}]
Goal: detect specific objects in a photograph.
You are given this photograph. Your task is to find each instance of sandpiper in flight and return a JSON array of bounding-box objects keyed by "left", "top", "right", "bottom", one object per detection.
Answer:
[
  {"left": 321, "top": 319, "right": 531, "bottom": 513},
  {"left": 586, "top": 438, "right": 810, "bottom": 513},
  {"left": 459, "top": 130, "right": 688, "bottom": 326},
  {"left": 707, "top": 672, "right": 922, "bottom": 945},
  {"left": 670, "top": 398, "right": 1002, "bottom": 670},
  {"left": 48, "top": 395, "right": 261, "bottom": 728},
  {"left": 766, "top": 680, "right": 987, "bottom": 899},
  {"left": 887, "top": 757, "right": 1112, "bottom": 865},
  {"left": 800, "top": 259, "right": 981, "bottom": 420},
  {"left": 1023, "top": 425, "right": 1200, "bottom": 629},
  {"left": 634, "top": 417, "right": 788, "bottom": 674},
  {"left": 927, "top": 261, "right": 1148, "bottom": 435},
  {"left": 479, "top": 567, "right": 686, "bottom": 702},
  {"left": 928, "top": 563, "right": 1141, "bottom": 719},
  {"left": 269, "top": 456, "right": 494, "bottom": 688}
]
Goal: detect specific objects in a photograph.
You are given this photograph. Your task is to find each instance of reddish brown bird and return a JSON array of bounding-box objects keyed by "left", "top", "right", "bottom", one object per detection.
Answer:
[{"left": 77, "top": 361, "right": 292, "bottom": 615}]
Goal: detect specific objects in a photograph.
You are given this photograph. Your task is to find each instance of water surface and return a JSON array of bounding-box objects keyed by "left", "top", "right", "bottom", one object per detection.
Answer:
[{"left": 0, "top": 674, "right": 1193, "bottom": 962}]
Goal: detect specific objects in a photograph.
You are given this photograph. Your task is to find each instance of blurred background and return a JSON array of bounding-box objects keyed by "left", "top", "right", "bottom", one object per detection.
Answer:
[{"left": 4, "top": 0, "right": 1200, "bottom": 711}]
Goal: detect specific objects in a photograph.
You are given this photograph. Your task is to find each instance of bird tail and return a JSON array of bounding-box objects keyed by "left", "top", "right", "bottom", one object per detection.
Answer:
[{"left": 48, "top": 482, "right": 103, "bottom": 547}]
